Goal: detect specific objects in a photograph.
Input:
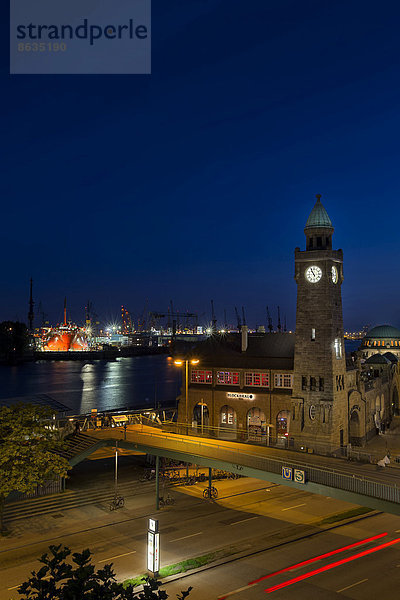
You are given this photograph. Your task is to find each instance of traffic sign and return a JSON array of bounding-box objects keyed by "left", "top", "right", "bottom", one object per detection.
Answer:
[
  {"left": 282, "top": 467, "right": 293, "bottom": 480},
  {"left": 294, "top": 469, "right": 306, "bottom": 484}
]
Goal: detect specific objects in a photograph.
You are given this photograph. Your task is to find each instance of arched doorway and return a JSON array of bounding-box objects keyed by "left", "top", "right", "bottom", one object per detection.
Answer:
[
  {"left": 349, "top": 410, "right": 362, "bottom": 446},
  {"left": 247, "top": 407, "right": 267, "bottom": 443},
  {"left": 193, "top": 402, "right": 209, "bottom": 433},
  {"left": 219, "top": 405, "right": 237, "bottom": 439},
  {"left": 392, "top": 387, "right": 399, "bottom": 416}
]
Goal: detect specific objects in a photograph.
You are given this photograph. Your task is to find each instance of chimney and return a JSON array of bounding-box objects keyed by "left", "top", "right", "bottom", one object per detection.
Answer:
[{"left": 241, "top": 325, "right": 248, "bottom": 352}]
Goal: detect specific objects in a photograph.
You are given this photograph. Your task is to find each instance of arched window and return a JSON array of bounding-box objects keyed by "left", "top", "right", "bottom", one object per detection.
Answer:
[{"left": 276, "top": 410, "right": 291, "bottom": 437}]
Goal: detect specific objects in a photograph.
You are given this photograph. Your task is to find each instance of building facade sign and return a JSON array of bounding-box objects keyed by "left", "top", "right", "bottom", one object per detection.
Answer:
[{"left": 227, "top": 392, "right": 255, "bottom": 400}]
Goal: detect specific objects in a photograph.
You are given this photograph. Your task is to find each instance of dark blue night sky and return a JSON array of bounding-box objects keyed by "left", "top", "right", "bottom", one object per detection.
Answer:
[{"left": 2, "top": 0, "right": 400, "bottom": 330}]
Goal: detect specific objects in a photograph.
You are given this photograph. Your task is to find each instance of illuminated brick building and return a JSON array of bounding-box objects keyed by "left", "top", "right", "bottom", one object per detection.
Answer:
[{"left": 177, "top": 196, "right": 398, "bottom": 451}]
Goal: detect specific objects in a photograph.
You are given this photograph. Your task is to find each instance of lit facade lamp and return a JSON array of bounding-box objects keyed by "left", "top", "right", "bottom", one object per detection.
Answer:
[{"left": 174, "top": 358, "right": 199, "bottom": 435}]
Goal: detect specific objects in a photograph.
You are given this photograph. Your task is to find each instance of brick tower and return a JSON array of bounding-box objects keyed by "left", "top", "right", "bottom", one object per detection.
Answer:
[{"left": 290, "top": 195, "right": 348, "bottom": 451}]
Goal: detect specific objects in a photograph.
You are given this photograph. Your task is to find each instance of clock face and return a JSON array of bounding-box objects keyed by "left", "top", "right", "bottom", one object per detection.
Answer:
[
  {"left": 331, "top": 265, "right": 338, "bottom": 284},
  {"left": 305, "top": 265, "right": 322, "bottom": 283}
]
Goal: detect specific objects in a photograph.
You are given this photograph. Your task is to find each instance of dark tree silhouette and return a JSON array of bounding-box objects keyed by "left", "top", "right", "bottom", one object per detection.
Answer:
[{"left": 18, "top": 545, "right": 192, "bottom": 600}]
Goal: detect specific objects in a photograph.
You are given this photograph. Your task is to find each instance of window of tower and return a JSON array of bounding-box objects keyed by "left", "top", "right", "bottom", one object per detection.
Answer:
[
  {"left": 302, "top": 376, "right": 307, "bottom": 391},
  {"left": 317, "top": 236, "right": 322, "bottom": 247},
  {"left": 309, "top": 238, "right": 313, "bottom": 249},
  {"left": 319, "top": 377, "right": 324, "bottom": 391},
  {"left": 334, "top": 338, "right": 342, "bottom": 359},
  {"left": 310, "top": 377, "right": 316, "bottom": 391},
  {"left": 311, "top": 328, "right": 316, "bottom": 340}
]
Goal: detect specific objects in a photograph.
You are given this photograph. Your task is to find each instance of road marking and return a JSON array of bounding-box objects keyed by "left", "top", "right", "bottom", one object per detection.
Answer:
[
  {"left": 337, "top": 578, "right": 368, "bottom": 593},
  {"left": 217, "top": 583, "right": 257, "bottom": 599},
  {"left": 230, "top": 516, "right": 258, "bottom": 526},
  {"left": 170, "top": 532, "right": 202, "bottom": 542},
  {"left": 9, "top": 575, "right": 51, "bottom": 590},
  {"left": 98, "top": 550, "right": 136, "bottom": 563},
  {"left": 281, "top": 503, "right": 306, "bottom": 511}
]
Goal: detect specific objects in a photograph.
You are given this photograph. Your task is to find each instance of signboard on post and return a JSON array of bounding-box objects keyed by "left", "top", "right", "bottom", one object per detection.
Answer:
[{"left": 147, "top": 518, "right": 160, "bottom": 576}]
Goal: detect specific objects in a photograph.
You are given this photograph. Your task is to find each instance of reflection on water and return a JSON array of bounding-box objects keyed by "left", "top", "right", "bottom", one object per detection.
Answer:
[{"left": 0, "top": 355, "right": 181, "bottom": 415}]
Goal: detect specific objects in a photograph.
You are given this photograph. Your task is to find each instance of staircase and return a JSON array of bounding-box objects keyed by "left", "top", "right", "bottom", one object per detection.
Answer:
[
  {"left": 4, "top": 480, "right": 150, "bottom": 523},
  {"left": 56, "top": 433, "right": 105, "bottom": 464}
]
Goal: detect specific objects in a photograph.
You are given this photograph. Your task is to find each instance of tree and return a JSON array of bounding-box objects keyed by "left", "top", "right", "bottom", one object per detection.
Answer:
[
  {"left": 18, "top": 545, "right": 192, "bottom": 600},
  {"left": 0, "top": 404, "right": 71, "bottom": 533}
]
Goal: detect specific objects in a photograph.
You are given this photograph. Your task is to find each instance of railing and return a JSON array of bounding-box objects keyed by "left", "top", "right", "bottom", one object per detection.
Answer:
[
  {"left": 8, "top": 478, "right": 63, "bottom": 501},
  {"left": 95, "top": 427, "right": 400, "bottom": 506}
]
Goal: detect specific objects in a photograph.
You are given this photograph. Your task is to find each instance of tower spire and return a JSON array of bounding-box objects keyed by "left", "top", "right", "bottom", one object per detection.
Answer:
[
  {"left": 304, "top": 194, "right": 334, "bottom": 250},
  {"left": 64, "top": 297, "right": 67, "bottom": 326}
]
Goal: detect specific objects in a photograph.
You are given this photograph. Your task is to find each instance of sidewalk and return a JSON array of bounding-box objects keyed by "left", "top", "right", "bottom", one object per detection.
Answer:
[{"left": 357, "top": 416, "right": 400, "bottom": 466}]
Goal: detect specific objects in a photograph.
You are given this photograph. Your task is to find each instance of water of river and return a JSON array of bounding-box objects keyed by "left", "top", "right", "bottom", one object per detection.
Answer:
[
  {"left": 0, "top": 341, "right": 360, "bottom": 416},
  {"left": 0, "top": 355, "right": 182, "bottom": 415}
]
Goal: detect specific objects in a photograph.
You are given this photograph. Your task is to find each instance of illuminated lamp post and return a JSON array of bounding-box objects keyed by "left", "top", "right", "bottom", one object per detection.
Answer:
[{"left": 174, "top": 358, "right": 199, "bottom": 435}]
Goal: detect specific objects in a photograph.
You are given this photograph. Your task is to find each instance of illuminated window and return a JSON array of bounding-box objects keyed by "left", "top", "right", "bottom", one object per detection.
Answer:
[
  {"left": 274, "top": 373, "right": 293, "bottom": 388},
  {"left": 311, "top": 328, "right": 316, "bottom": 340},
  {"left": 334, "top": 338, "right": 342, "bottom": 359},
  {"left": 245, "top": 372, "right": 269, "bottom": 387},
  {"left": 191, "top": 370, "right": 212, "bottom": 384},
  {"left": 217, "top": 371, "right": 239, "bottom": 385}
]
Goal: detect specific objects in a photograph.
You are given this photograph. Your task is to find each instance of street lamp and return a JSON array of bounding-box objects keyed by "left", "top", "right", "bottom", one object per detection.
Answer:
[{"left": 174, "top": 357, "right": 199, "bottom": 435}]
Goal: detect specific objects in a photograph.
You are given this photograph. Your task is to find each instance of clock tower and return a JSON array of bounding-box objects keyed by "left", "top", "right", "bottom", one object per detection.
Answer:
[{"left": 290, "top": 195, "right": 348, "bottom": 451}]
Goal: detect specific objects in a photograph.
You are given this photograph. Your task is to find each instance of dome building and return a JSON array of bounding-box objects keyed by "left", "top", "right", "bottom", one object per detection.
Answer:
[{"left": 360, "top": 325, "right": 400, "bottom": 359}]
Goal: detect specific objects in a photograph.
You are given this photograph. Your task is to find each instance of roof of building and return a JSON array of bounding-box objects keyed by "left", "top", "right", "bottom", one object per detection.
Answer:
[
  {"left": 364, "top": 325, "right": 400, "bottom": 339},
  {"left": 365, "top": 353, "right": 391, "bottom": 365},
  {"left": 382, "top": 351, "right": 399, "bottom": 363},
  {"left": 304, "top": 196, "right": 333, "bottom": 230},
  {"left": 190, "top": 332, "right": 295, "bottom": 370}
]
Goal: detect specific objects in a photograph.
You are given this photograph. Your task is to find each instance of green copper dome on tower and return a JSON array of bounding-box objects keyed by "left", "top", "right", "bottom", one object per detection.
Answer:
[{"left": 305, "top": 194, "right": 333, "bottom": 230}]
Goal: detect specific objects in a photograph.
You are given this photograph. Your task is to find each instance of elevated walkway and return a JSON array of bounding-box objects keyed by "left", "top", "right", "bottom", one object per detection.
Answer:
[{"left": 68, "top": 425, "right": 400, "bottom": 516}]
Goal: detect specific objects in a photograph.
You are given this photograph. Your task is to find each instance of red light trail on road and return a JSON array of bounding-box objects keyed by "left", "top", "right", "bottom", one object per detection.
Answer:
[
  {"left": 265, "top": 536, "right": 400, "bottom": 593},
  {"left": 249, "top": 532, "right": 388, "bottom": 585}
]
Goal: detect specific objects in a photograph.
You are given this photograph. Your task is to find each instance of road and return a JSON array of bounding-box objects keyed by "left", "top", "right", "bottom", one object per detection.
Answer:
[
  {"left": 2, "top": 476, "right": 399, "bottom": 600},
  {"left": 164, "top": 512, "right": 400, "bottom": 599}
]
